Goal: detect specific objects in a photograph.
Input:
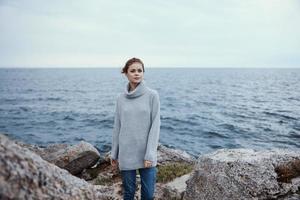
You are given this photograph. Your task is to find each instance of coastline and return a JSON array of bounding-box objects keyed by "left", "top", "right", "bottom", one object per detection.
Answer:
[{"left": 1, "top": 133, "right": 300, "bottom": 199}]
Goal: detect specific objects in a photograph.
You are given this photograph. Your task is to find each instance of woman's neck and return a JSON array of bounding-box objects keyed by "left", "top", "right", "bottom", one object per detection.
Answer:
[{"left": 129, "top": 82, "right": 140, "bottom": 91}]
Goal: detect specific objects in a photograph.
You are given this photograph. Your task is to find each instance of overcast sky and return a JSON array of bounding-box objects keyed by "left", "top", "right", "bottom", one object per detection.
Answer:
[{"left": 0, "top": 0, "right": 299, "bottom": 68}]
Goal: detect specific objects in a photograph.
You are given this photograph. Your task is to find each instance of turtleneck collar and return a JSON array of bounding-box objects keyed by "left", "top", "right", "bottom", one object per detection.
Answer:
[{"left": 124, "top": 80, "right": 147, "bottom": 99}]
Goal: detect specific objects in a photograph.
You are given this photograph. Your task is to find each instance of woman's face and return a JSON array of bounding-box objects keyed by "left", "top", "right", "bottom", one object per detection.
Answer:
[{"left": 125, "top": 62, "right": 144, "bottom": 84}]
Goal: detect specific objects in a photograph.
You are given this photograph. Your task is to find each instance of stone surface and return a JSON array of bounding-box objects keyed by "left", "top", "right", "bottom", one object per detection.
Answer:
[
  {"left": 157, "top": 143, "right": 196, "bottom": 165},
  {"left": 18, "top": 139, "right": 100, "bottom": 175},
  {"left": 0, "top": 134, "right": 113, "bottom": 200},
  {"left": 156, "top": 183, "right": 184, "bottom": 200},
  {"left": 166, "top": 173, "right": 192, "bottom": 193},
  {"left": 184, "top": 148, "right": 300, "bottom": 200},
  {"left": 5, "top": 133, "right": 300, "bottom": 200},
  {"left": 153, "top": 173, "right": 193, "bottom": 200}
]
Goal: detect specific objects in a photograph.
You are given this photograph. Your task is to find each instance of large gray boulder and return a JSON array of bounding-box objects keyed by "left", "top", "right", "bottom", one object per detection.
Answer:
[
  {"left": 157, "top": 144, "right": 196, "bottom": 165},
  {"left": 0, "top": 134, "right": 113, "bottom": 200},
  {"left": 184, "top": 148, "right": 300, "bottom": 200},
  {"left": 17, "top": 140, "right": 100, "bottom": 175}
]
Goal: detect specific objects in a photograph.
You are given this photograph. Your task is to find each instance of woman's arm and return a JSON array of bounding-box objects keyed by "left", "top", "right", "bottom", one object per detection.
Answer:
[
  {"left": 111, "top": 96, "right": 121, "bottom": 160},
  {"left": 144, "top": 91, "right": 161, "bottom": 162}
]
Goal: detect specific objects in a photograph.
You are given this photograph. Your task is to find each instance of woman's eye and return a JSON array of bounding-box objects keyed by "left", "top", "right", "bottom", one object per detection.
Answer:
[{"left": 138, "top": 69, "right": 142, "bottom": 72}]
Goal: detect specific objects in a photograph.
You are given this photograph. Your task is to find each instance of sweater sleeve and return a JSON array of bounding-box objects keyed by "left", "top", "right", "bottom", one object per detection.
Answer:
[
  {"left": 111, "top": 96, "right": 121, "bottom": 160},
  {"left": 144, "top": 91, "right": 161, "bottom": 162}
]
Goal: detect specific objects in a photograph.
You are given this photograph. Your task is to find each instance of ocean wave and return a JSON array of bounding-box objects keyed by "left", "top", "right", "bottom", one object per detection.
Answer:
[
  {"left": 19, "top": 106, "right": 31, "bottom": 112},
  {"left": 162, "top": 116, "right": 199, "bottom": 126},
  {"left": 37, "top": 97, "right": 65, "bottom": 102},
  {"left": 217, "top": 123, "right": 236, "bottom": 131},
  {"left": 288, "top": 131, "right": 300, "bottom": 139},
  {"left": 63, "top": 116, "right": 75, "bottom": 121},
  {"left": 203, "top": 131, "right": 229, "bottom": 139},
  {"left": 263, "top": 111, "right": 297, "bottom": 120}
]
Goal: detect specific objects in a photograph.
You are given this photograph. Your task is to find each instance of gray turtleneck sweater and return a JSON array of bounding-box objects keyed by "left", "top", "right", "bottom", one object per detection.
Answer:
[{"left": 111, "top": 80, "right": 160, "bottom": 170}]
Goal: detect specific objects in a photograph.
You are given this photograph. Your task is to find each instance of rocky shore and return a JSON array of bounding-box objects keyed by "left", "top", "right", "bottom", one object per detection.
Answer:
[{"left": 1, "top": 133, "right": 300, "bottom": 200}]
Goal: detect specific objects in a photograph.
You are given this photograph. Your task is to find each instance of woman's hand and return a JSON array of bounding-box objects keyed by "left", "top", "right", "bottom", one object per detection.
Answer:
[
  {"left": 111, "top": 159, "right": 119, "bottom": 170},
  {"left": 144, "top": 160, "right": 152, "bottom": 168}
]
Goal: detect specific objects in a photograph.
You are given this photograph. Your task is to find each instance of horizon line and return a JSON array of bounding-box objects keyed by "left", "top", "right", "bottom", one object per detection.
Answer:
[{"left": 0, "top": 66, "right": 299, "bottom": 69}]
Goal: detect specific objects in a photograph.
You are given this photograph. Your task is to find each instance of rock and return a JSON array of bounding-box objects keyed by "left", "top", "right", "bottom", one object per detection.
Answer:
[
  {"left": 0, "top": 133, "right": 113, "bottom": 199},
  {"left": 159, "top": 144, "right": 196, "bottom": 165},
  {"left": 51, "top": 141, "right": 100, "bottom": 175},
  {"left": 275, "top": 159, "right": 300, "bottom": 183},
  {"left": 80, "top": 152, "right": 120, "bottom": 182},
  {"left": 20, "top": 140, "right": 100, "bottom": 175},
  {"left": 166, "top": 173, "right": 192, "bottom": 194},
  {"left": 155, "top": 183, "right": 183, "bottom": 200},
  {"left": 154, "top": 173, "right": 192, "bottom": 200},
  {"left": 43, "top": 141, "right": 100, "bottom": 175},
  {"left": 15, "top": 140, "right": 48, "bottom": 156},
  {"left": 184, "top": 148, "right": 300, "bottom": 200}
]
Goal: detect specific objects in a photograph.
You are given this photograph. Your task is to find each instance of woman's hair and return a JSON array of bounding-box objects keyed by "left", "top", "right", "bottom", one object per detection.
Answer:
[{"left": 121, "top": 57, "right": 145, "bottom": 74}]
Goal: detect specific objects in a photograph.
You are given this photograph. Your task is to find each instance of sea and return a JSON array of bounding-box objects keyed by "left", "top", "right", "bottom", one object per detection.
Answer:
[{"left": 0, "top": 68, "right": 299, "bottom": 158}]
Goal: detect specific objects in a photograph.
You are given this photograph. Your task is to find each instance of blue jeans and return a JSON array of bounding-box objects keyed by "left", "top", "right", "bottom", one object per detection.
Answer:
[{"left": 121, "top": 167, "right": 157, "bottom": 200}]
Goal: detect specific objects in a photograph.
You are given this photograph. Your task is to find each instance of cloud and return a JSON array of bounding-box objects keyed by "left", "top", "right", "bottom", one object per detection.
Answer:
[{"left": 0, "top": 0, "right": 299, "bottom": 68}]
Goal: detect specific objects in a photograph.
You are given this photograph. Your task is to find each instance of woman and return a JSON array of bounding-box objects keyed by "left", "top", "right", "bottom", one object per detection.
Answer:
[{"left": 110, "top": 57, "right": 161, "bottom": 200}]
